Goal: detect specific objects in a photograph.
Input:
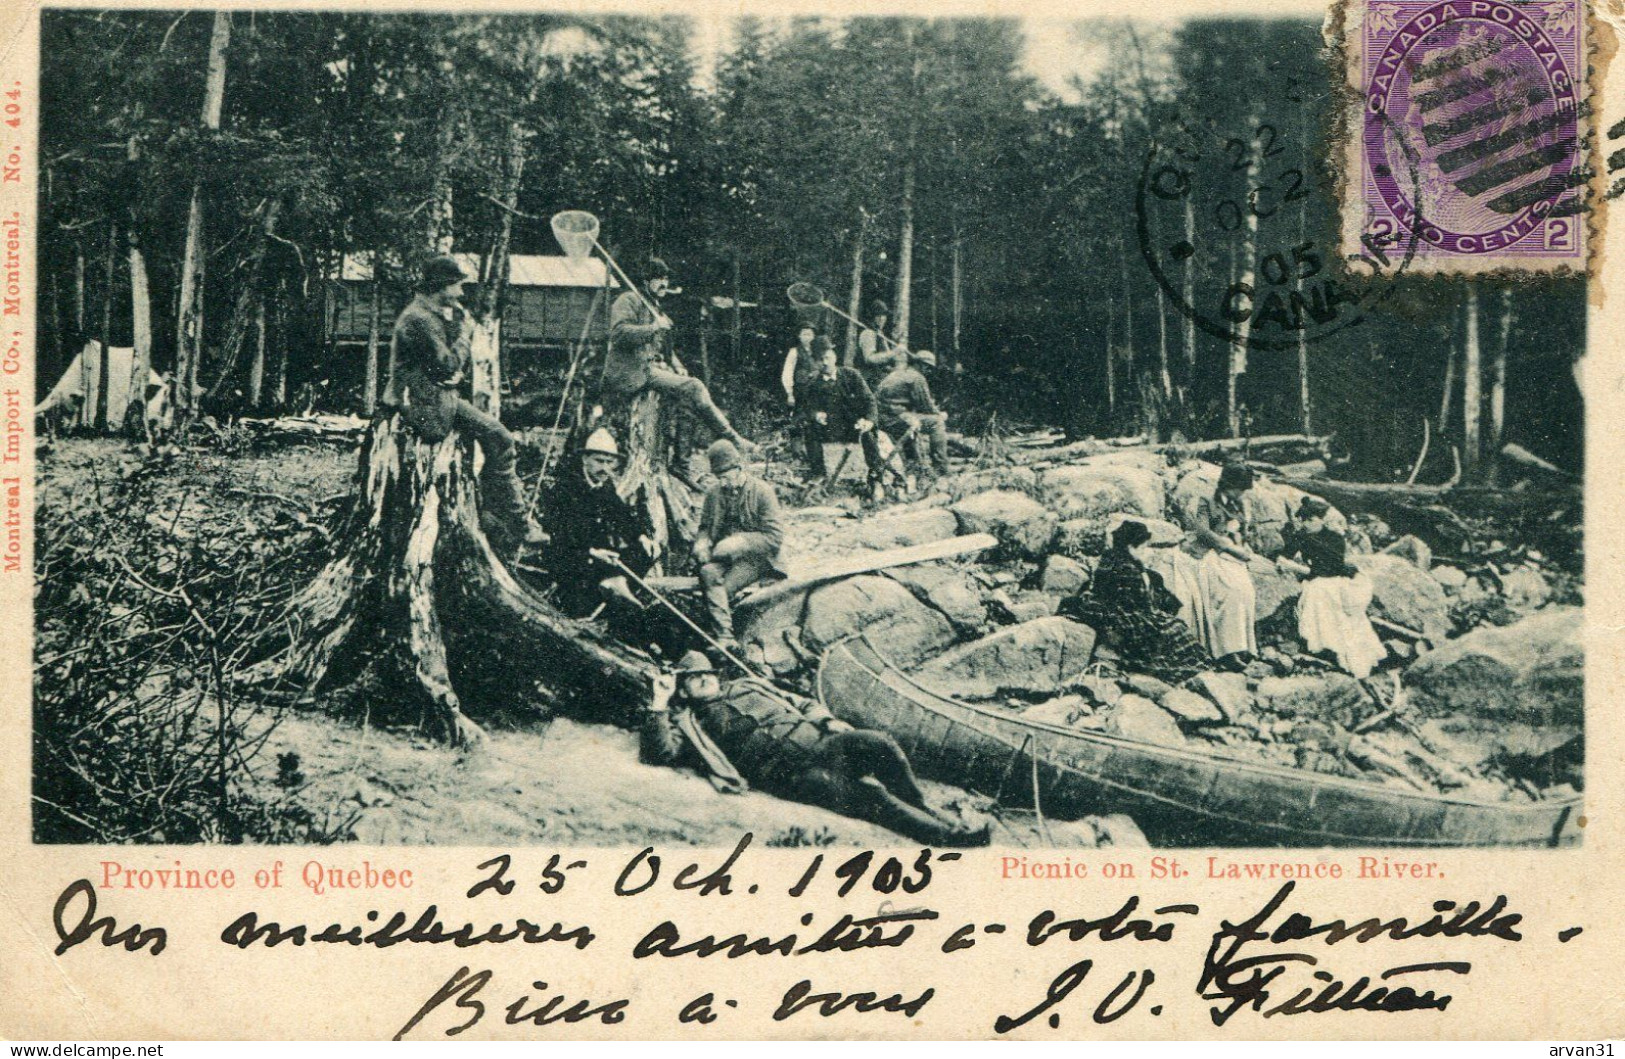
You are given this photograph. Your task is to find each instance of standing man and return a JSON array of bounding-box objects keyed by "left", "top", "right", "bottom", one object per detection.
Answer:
[
  {"left": 692, "top": 438, "right": 783, "bottom": 650},
  {"left": 538, "top": 428, "right": 655, "bottom": 619},
  {"left": 802, "top": 342, "right": 883, "bottom": 498},
  {"left": 778, "top": 324, "right": 820, "bottom": 409},
  {"left": 875, "top": 348, "right": 951, "bottom": 485},
  {"left": 605, "top": 258, "right": 753, "bottom": 451},
  {"left": 391, "top": 253, "right": 542, "bottom": 554},
  {"left": 641, "top": 652, "right": 990, "bottom": 846},
  {"left": 857, "top": 300, "right": 898, "bottom": 386}
]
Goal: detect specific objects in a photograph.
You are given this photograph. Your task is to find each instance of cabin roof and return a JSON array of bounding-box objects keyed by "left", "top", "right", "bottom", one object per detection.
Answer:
[{"left": 339, "top": 253, "right": 617, "bottom": 289}]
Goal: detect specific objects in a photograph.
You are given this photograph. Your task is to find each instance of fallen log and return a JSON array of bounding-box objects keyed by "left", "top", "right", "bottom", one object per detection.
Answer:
[{"left": 738, "top": 533, "right": 999, "bottom": 612}]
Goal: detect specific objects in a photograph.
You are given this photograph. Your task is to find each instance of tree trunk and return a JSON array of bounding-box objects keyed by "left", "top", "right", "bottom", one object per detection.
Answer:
[
  {"left": 73, "top": 244, "right": 85, "bottom": 336},
  {"left": 1488, "top": 285, "right": 1512, "bottom": 482},
  {"left": 894, "top": 154, "right": 916, "bottom": 348},
  {"left": 128, "top": 235, "right": 152, "bottom": 423},
  {"left": 273, "top": 280, "right": 290, "bottom": 408},
  {"left": 1439, "top": 339, "right": 1457, "bottom": 438},
  {"left": 425, "top": 105, "right": 458, "bottom": 256},
  {"left": 1463, "top": 283, "right": 1482, "bottom": 477},
  {"left": 362, "top": 265, "right": 381, "bottom": 416},
  {"left": 249, "top": 297, "right": 266, "bottom": 409},
  {"left": 951, "top": 229, "right": 963, "bottom": 371},
  {"left": 1155, "top": 286, "right": 1172, "bottom": 397},
  {"left": 127, "top": 124, "right": 152, "bottom": 428},
  {"left": 843, "top": 212, "right": 868, "bottom": 367},
  {"left": 204, "top": 198, "right": 282, "bottom": 401},
  {"left": 94, "top": 221, "right": 117, "bottom": 432},
  {"left": 174, "top": 11, "right": 232, "bottom": 423},
  {"left": 1182, "top": 196, "right": 1196, "bottom": 369},
  {"left": 1228, "top": 148, "right": 1260, "bottom": 439},
  {"left": 245, "top": 416, "right": 653, "bottom": 748}
]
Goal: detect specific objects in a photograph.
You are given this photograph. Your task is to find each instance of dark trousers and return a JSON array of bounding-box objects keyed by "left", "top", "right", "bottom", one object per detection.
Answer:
[
  {"left": 646, "top": 364, "right": 736, "bottom": 439},
  {"left": 789, "top": 730, "right": 982, "bottom": 847},
  {"left": 404, "top": 389, "right": 527, "bottom": 534},
  {"left": 803, "top": 420, "right": 882, "bottom": 481}
]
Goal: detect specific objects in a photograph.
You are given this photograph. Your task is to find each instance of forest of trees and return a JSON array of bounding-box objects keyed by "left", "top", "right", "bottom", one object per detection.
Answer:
[{"left": 39, "top": 11, "right": 1584, "bottom": 477}]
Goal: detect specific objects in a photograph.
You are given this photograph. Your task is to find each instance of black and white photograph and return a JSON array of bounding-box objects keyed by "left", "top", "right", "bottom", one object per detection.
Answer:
[{"left": 32, "top": 7, "right": 1585, "bottom": 853}]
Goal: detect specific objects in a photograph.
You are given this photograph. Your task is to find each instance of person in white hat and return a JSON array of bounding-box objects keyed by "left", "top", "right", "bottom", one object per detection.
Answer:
[
  {"left": 640, "top": 652, "right": 990, "bottom": 846},
  {"left": 538, "top": 427, "right": 657, "bottom": 619}
]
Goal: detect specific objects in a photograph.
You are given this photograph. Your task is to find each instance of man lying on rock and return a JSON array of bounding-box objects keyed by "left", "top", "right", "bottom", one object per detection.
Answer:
[{"left": 640, "top": 651, "right": 991, "bottom": 847}]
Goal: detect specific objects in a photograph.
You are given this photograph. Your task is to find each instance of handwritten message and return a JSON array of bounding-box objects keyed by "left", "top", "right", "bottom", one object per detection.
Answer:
[{"left": 41, "top": 837, "right": 1584, "bottom": 1040}]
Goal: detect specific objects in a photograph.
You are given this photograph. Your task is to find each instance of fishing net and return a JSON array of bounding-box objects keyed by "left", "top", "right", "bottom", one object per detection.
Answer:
[
  {"left": 786, "top": 281, "right": 826, "bottom": 308},
  {"left": 551, "top": 210, "right": 599, "bottom": 259}
]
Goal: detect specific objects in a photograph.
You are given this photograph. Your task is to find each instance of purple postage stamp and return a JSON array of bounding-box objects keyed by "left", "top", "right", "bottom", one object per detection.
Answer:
[{"left": 1343, "top": 0, "right": 1588, "bottom": 272}]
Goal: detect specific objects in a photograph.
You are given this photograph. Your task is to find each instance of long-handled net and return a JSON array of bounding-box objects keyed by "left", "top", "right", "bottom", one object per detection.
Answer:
[
  {"left": 550, "top": 210, "right": 599, "bottom": 260},
  {"left": 786, "top": 281, "right": 876, "bottom": 335}
]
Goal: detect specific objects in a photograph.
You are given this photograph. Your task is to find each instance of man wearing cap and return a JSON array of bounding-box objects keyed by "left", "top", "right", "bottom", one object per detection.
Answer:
[
  {"left": 875, "top": 347, "right": 951, "bottom": 482},
  {"left": 641, "top": 652, "right": 990, "bottom": 846},
  {"left": 693, "top": 438, "right": 784, "bottom": 647},
  {"left": 390, "top": 254, "right": 541, "bottom": 553},
  {"left": 606, "top": 258, "right": 753, "bottom": 450},
  {"left": 801, "top": 342, "right": 882, "bottom": 495},
  {"left": 538, "top": 427, "right": 656, "bottom": 619},
  {"left": 857, "top": 301, "right": 897, "bottom": 386}
]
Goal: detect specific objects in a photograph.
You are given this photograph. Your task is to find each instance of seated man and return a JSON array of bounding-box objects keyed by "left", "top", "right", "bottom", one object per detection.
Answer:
[
  {"left": 693, "top": 439, "right": 783, "bottom": 649},
  {"left": 538, "top": 427, "right": 655, "bottom": 619},
  {"left": 874, "top": 347, "right": 950, "bottom": 485},
  {"left": 641, "top": 652, "right": 990, "bottom": 847},
  {"left": 392, "top": 254, "right": 543, "bottom": 554},
  {"left": 605, "top": 257, "right": 754, "bottom": 451},
  {"left": 856, "top": 300, "right": 898, "bottom": 389},
  {"left": 801, "top": 343, "right": 883, "bottom": 497}
]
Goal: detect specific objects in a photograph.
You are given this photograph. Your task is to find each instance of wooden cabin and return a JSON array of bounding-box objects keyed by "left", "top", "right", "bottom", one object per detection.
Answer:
[{"left": 328, "top": 252, "right": 619, "bottom": 353}]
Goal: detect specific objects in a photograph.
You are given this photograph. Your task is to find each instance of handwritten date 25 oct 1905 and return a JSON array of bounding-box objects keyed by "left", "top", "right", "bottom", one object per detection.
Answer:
[{"left": 44, "top": 835, "right": 1572, "bottom": 1039}]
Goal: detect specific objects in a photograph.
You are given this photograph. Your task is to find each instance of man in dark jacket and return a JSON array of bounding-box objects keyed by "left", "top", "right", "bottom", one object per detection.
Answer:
[
  {"left": 875, "top": 348, "right": 950, "bottom": 480},
  {"left": 538, "top": 428, "right": 655, "bottom": 618},
  {"left": 605, "top": 258, "right": 753, "bottom": 450},
  {"left": 640, "top": 652, "right": 990, "bottom": 846},
  {"left": 693, "top": 439, "right": 783, "bottom": 648},
  {"left": 801, "top": 344, "right": 882, "bottom": 493},
  {"left": 390, "top": 254, "right": 541, "bottom": 553}
]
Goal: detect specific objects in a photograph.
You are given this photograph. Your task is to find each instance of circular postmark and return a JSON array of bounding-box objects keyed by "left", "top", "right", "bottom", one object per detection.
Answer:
[
  {"left": 1362, "top": 0, "right": 1584, "bottom": 258},
  {"left": 1137, "top": 107, "right": 1424, "bottom": 352}
]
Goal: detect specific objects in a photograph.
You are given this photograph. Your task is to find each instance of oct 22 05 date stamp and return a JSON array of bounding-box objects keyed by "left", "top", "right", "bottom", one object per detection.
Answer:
[{"left": 1342, "top": 0, "right": 1588, "bottom": 272}]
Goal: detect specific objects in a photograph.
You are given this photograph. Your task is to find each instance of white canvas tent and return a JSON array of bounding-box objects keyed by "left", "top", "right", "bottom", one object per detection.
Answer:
[{"left": 36, "top": 341, "right": 170, "bottom": 432}]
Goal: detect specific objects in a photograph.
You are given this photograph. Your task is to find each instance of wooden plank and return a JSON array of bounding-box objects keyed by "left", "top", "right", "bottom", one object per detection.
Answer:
[{"left": 738, "top": 533, "right": 998, "bottom": 611}]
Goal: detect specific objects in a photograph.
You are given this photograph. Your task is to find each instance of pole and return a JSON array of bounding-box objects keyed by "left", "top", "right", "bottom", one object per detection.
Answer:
[{"left": 602, "top": 551, "right": 765, "bottom": 680}]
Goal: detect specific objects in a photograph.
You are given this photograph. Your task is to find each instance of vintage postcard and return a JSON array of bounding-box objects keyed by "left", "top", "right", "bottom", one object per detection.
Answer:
[{"left": 1, "top": 0, "right": 1621, "bottom": 1042}]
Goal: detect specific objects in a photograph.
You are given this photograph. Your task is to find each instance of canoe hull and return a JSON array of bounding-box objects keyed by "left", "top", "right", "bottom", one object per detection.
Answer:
[{"left": 816, "top": 637, "right": 1581, "bottom": 848}]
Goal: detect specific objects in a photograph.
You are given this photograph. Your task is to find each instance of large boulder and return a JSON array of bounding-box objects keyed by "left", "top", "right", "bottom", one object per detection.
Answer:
[
  {"left": 951, "top": 490, "right": 1057, "bottom": 558},
  {"left": 1189, "top": 672, "right": 1252, "bottom": 720},
  {"left": 1103, "top": 694, "right": 1187, "bottom": 746},
  {"left": 1403, "top": 607, "right": 1582, "bottom": 727},
  {"left": 1254, "top": 673, "right": 1367, "bottom": 725},
  {"left": 850, "top": 507, "right": 959, "bottom": 550},
  {"left": 801, "top": 575, "right": 957, "bottom": 668},
  {"left": 1350, "top": 553, "right": 1451, "bottom": 642},
  {"left": 1039, "top": 464, "right": 1165, "bottom": 521},
  {"left": 914, "top": 616, "right": 1096, "bottom": 699},
  {"left": 884, "top": 563, "right": 988, "bottom": 634},
  {"left": 1250, "top": 558, "right": 1304, "bottom": 625},
  {"left": 1041, "top": 554, "right": 1090, "bottom": 596}
]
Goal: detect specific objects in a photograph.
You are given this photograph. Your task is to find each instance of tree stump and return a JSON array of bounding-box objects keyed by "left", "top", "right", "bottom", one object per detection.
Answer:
[{"left": 247, "top": 413, "right": 655, "bottom": 746}]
